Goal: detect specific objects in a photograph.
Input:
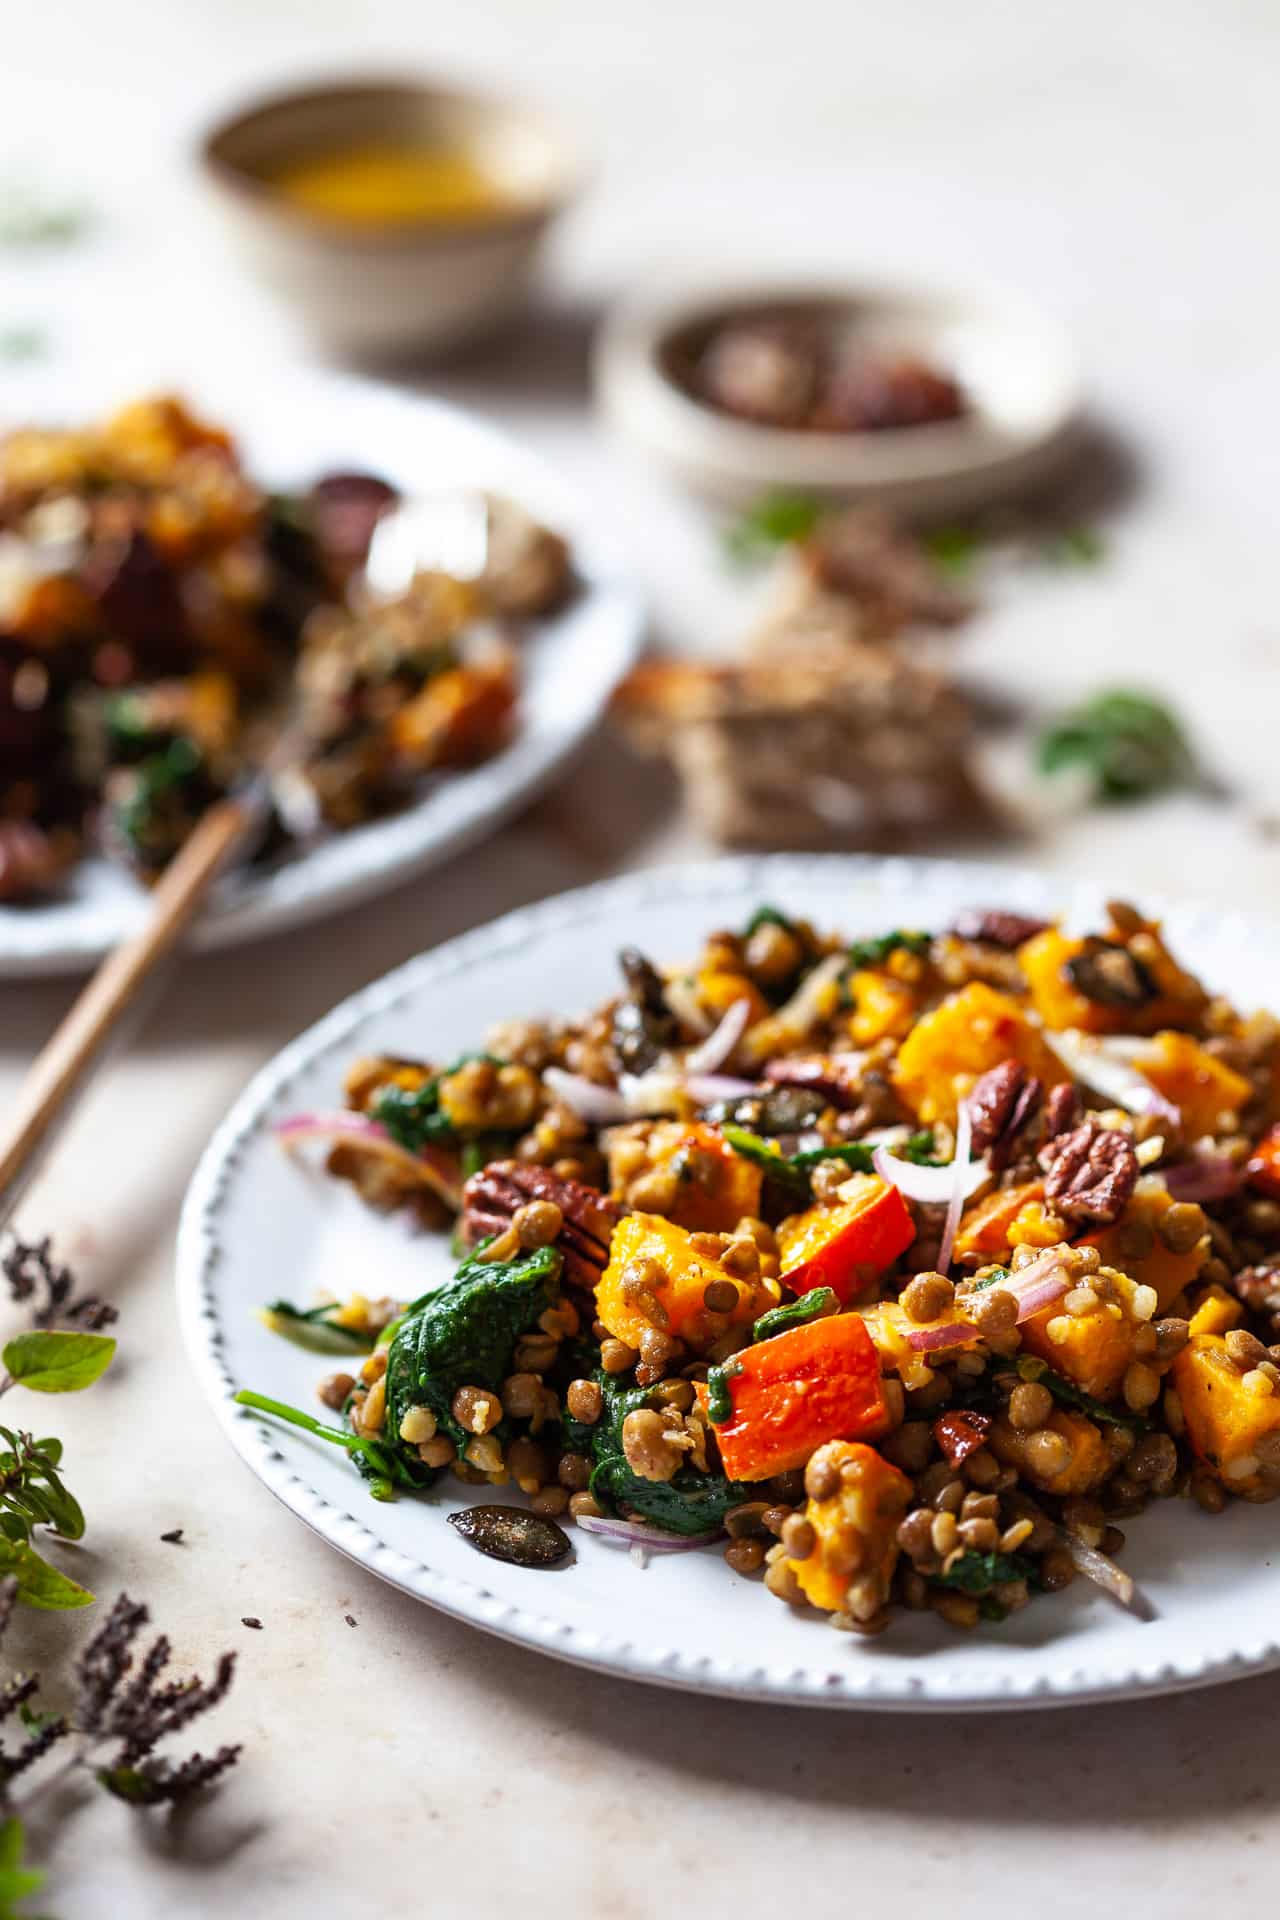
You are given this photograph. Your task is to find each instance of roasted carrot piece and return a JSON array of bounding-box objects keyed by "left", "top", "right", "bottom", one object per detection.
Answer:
[
  {"left": 776, "top": 1176, "right": 915, "bottom": 1305},
  {"left": 1247, "top": 1124, "right": 1280, "bottom": 1199},
  {"left": 696, "top": 1312, "right": 889, "bottom": 1481}
]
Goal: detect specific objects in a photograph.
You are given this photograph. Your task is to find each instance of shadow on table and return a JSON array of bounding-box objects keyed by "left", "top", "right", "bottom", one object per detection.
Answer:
[{"left": 417, "top": 1595, "right": 1280, "bottom": 1833}]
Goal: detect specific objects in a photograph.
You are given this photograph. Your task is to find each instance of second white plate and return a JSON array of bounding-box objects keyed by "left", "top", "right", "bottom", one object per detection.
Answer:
[{"left": 0, "top": 363, "right": 643, "bottom": 976}]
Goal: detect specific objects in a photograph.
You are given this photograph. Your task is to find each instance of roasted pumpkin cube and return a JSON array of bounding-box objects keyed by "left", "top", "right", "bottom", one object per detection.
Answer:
[
  {"left": 954, "top": 1180, "right": 1045, "bottom": 1264},
  {"left": 858, "top": 1300, "right": 980, "bottom": 1393},
  {"left": 1020, "top": 1263, "right": 1158, "bottom": 1401},
  {"left": 1083, "top": 1179, "right": 1208, "bottom": 1312},
  {"left": 989, "top": 1408, "right": 1111, "bottom": 1495},
  {"left": 789, "top": 1441, "right": 912, "bottom": 1614},
  {"left": 388, "top": 660, "right": 517, "bottom": 769},
  {"left": 595, "top": 1211, "right": 775, "bottom": 1351},
  {"left": 1174, "top": 1334, "right": 1280, "bottom": 1497},
  {"left": 891, "top": 982, "right": 1069, "bottom": 1126},
  {"left": 1019, "top": 921, "right": 1206, "bottom": 1036},
  {"left": 1136, "top": 1032, "right": 1251, "bottom": 1139},
  {"left": 1187, "top": 1285, "right": 1245, "bottom": 1338},
  {"left": 638, "top": 1121, "right": 765, "bottom": 1233},
  {"left": 776, "top": 1175, "right": 915, "bottom": 1304},
  {"left": 694, "top": 968, "right": 771, "bottom": 1029},
  {"left": 697, "top": 1313, "right": 889, "bottom": 1481},
  {"left": 847, "top": 968, "right": 918, "bottom": 1046}
]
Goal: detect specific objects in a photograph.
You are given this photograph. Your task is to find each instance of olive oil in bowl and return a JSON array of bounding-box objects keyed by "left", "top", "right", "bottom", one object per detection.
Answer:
[{"left": 269, "top": 142, "right": 515, "bottom": 227}]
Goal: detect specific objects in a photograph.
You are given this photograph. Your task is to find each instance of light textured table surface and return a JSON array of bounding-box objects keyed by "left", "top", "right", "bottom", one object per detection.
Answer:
[{"left": 3, "top": 2, "right": 1280, "bottom": 1913}]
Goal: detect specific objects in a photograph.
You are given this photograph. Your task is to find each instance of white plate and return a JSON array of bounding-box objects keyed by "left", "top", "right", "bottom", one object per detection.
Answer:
[
  {"left": 595, "top": 273, "right": 1081, "bottom": 515},
  {"left": 177, "top": 856, "right": 1280, "bottom": 1710},
  {"left": 0, "top": 363, "right": 643, "bottom": 977}
]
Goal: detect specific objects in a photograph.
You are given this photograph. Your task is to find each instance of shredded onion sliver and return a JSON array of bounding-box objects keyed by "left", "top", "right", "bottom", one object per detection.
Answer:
[
  {"left": 936, "top": 1099, "right": 974, "bottom": 1274},
  {"left": 872, "top": 1140, "right": 990, "bottom": 1206},
  {"left": 543, "top": 1068, "right": 628, "bottom": 1125},
  {"left": 575, "top": 1514, "right": 724, "bottom": 1554},
  {"left": 1047, "top": 1030, "right": 1180, "bottom": 1128},
  {"left": 274, "top": 1111, "right": 463, "bottom": 1208},
  {"left": 684, "top": 996, "right": 752, "bottom": 1075},
  {"left": 1060, "top": 1530, "right": 1153, "bottom": 1619},
  {"left": 904, "top": 1319, "right": 979, "bottom": 1353}
]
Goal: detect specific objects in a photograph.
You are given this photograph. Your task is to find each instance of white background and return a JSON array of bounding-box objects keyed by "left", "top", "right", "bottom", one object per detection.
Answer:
[{"left": 2, "top": 3, "right": 1279, "bottom": 1914}]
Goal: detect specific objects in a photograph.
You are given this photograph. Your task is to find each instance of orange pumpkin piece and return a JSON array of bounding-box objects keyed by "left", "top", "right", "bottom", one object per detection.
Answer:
[
  {"left": 1187, "top": 1285, "right": 1244, "bottom": 1338},
  {"left": 595, "top": 1211, "right": 776, "bottom": 1351},
  {"left": 1018, "top": 921, "right": 1206, "bottom": 1036},
  {"left": 891, "top": 981, "right": 1070, "bottom": 1126},
  {"left": 389, "top": 660, "right": 517, "bottom": 769},
  {"left": 1136, "top": 1032, "right": 1250, "bottom": 1139},
  {"left": 776, "top": 1176, "right": 915, "bottom": 1304},
  {"left": 954, "top": 1180, "right": 1045, "bottom": 1264},
  {"left": 1174, "top": 1334, "right": 1280, "bottom": 1497},
  {"left": 696, "top": 1313, "right": 889, "bottom": 1482},
  {"left": 989, "top": 1408, "right": 1111, "bottom": 1495},
  {"left": 627, "top": 1121, "right": 765, "bottom": 1233},
  {"left": 847, "top": 968, "right": 918, "bottom": 1045},
  {"left": 1083, "top": 1181, "right": 1208, "bottom": 1312},
  {"left": 694, "top": 969, "right": 771, "bottom": 1028},
  {"left": 1019, "top": 1263, "right": 1157, "bottom": 1401},
  {"left": 789, "top": 1442, "right": 912, "bottom": 1614}
]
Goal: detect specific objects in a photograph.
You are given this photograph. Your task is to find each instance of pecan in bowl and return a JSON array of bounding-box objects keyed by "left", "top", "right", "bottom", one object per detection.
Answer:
[{"left": 463, "top": 1161, "right": 619, "bottom": 1290}]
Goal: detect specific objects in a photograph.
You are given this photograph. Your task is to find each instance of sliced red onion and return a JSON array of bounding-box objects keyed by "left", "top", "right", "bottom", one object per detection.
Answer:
[
  {"left": 543, "top": 1068, "right": 628, "bottom": 1125},
  {"left": 1046, "top": 1030, "right": 1181, "bottom": 1128},
  {"left": 683, "top": 1072, "right": 757, "bottom": 1105},
  {"left": 1060, "top": 1530, "right": 1153, "bottom": 1619},
  {"left": 904, "top": 1319, "right": 979, "bottom": 1352},
  {"left": 1006, "top": 1268, "right": 1074, "bottom": 1321},
  {"left": 936, "top": 1099, "right": 975, "bottom": 1274},
  {"left": 274, "top": 1111, "right": 463, "bottom": 1208},
  {"left": 989, "top": 1247, "right": 1077, "bottom": 1323},
  {"left": 684, "top": 996, "right": 753, "bottom": 1075},
  {"left": 1165, "top": 1156, "right": 1242, "bottom": 1203},
  {"left": 872, "top": 1140, "right": 990, "bottom": 1206},
  {"left": 575, "top": 1513, "right": 724, "bottom": 1554}
]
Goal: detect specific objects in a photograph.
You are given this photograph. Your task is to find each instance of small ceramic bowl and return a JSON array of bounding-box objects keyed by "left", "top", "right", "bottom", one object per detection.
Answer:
[
  {"left": 595, "top": 276, "right": 1082, "bottom": 517},
  {"left": 200, "top": 78, "right": 581, "bottom": 360}
]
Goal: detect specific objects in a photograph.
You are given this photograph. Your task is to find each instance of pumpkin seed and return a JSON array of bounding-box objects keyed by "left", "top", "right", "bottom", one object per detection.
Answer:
[
  {"left": 1065, "top": 939, "right": 1155, "bottom": 1008},
  {"left": 448, "top": 1503, "right": 572, "bottom": 1568}
]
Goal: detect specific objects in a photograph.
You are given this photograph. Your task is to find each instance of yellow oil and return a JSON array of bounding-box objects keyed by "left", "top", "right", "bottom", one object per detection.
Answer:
[{"left": 269, "top": 143, "right": 512, "bottom": 226}]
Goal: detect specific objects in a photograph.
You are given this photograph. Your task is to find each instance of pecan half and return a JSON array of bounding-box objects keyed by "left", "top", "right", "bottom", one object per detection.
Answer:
[
  {"left": 1039, "top": 1123, "right": 1138, "bottom": 1226},
  {"left": 1230, "top": 1266, "right": 1280, "bottom": 1344},
  {"left": 1043, "top": 1082, "right": 1081, "bottom": 1142},
  {"left": 966, "top": 1059, "right": 1042, "bottom": 1169},
  {"left": 950, "top": 908, "right": 1050, "bottom": 951},
  {"left": 463, "top": 1161, "right": 619, "bottom": 1290}
]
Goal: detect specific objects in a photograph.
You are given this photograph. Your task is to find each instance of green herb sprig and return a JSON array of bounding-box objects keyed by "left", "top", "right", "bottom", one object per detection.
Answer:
[
  {"left": 1036, "top": 688, "right": 1195, "bottom": 804},
  {"left": 722, "top": 492, "right": 823, "bottom": 566}
]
